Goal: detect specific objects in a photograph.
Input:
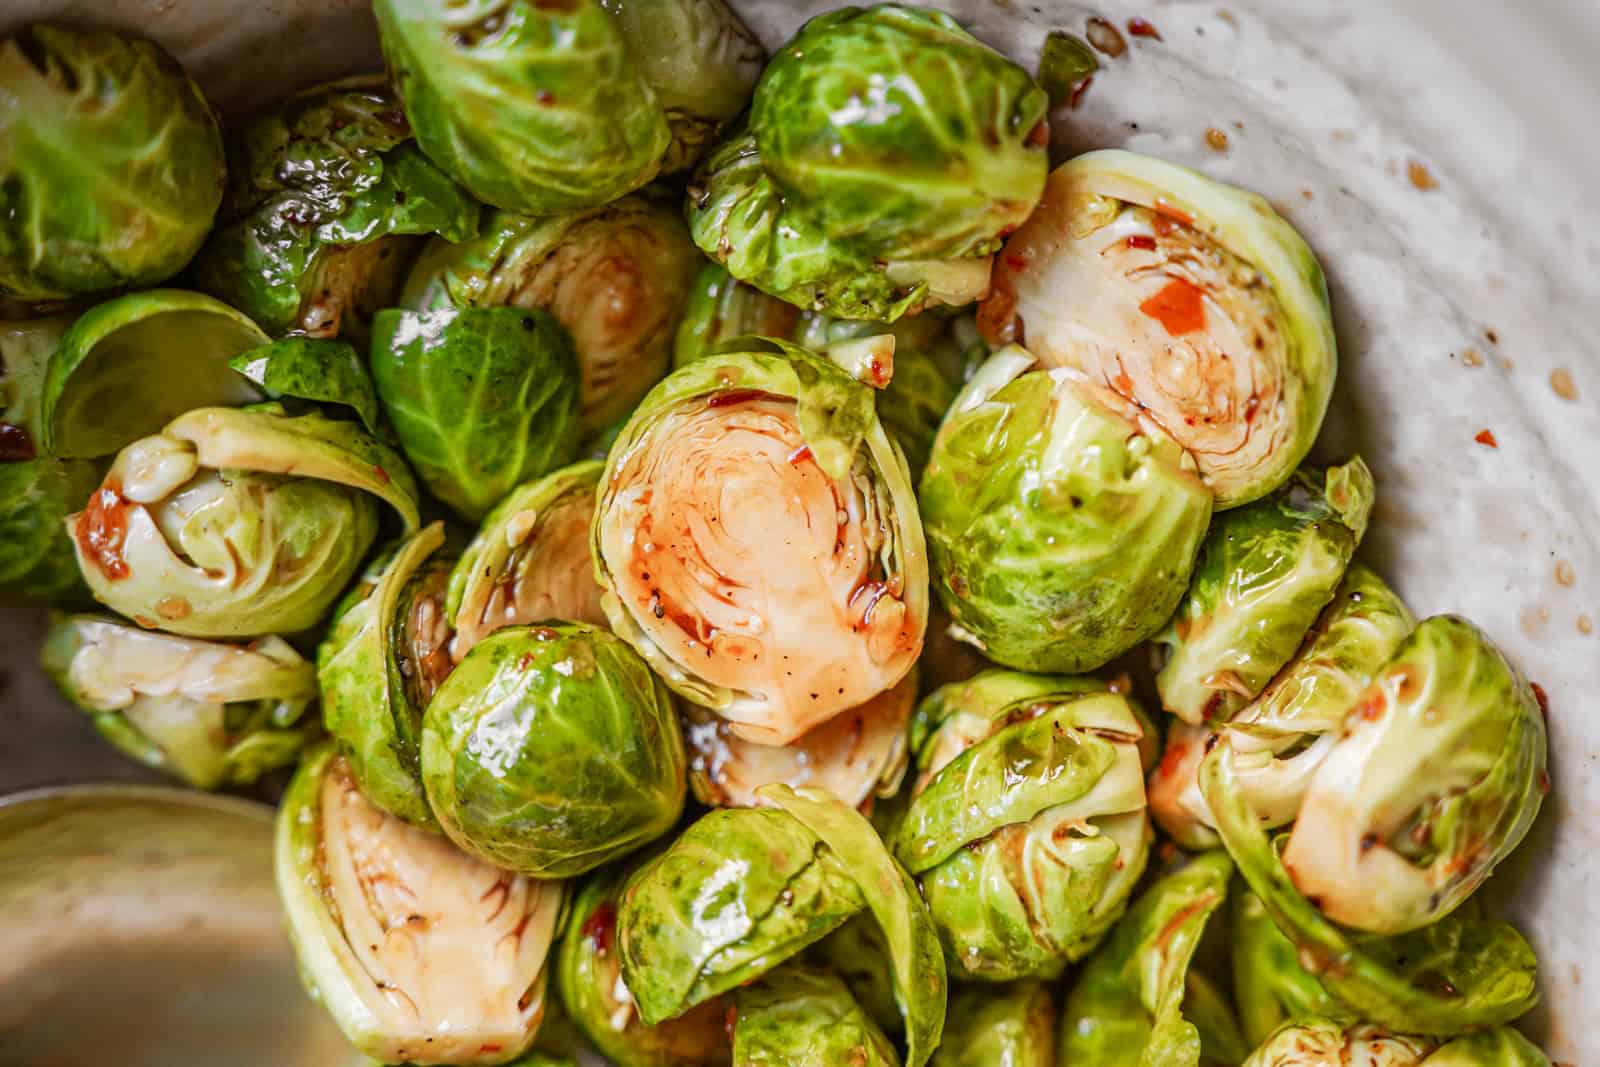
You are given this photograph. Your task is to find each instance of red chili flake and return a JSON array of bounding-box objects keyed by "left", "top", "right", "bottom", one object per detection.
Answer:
[
  {"left": 1027, "top": 119, "right": 1050, "bottom": 146},
  {"left": 0, "top": 422, "right": 35, "bottom": 461},
  {"left": 1244, "top": 394, "right": 1261, "bottom": 423},
  {"left": 708, "top": 388, "right": 767, "bottom": 408},
  {"left": 1139, "top": 277, "right": 1208, "bottom": 336},
  {"left": 1531, "top": 682, "right": 1549, "bottom": 719},
  {"left": 787, "top": 444, "right": 812, "bottom": 466},
  {"left": 1474, "top": 429, "right": 1498, "bottom": 448},
  {"left": 1127, "top": 17, "right": 1163, "bottom": 40},
  {"left": 1069, "top": 75, "right": 1094, "bottom": 109},
  {"left": 371, "top": 464, "right": 390, "bottom": 484},
  {"left": 580, "top": 901, "right": 617, "bottom": 954},
  {"left": 1125, "top": 234, "right": 1157, "bottom": 251},
  {"left": 1355, "top": 691, "right": 1386, "bottom": 722},
  {"left": 534, "top": 89, "right": 556, "bottom": 106},
  {"left": 1003, "top": 251, "right": 1030, "bottom": 273},
  {"left": 74, "top": 483, "right": 132, "bottom": 581}
]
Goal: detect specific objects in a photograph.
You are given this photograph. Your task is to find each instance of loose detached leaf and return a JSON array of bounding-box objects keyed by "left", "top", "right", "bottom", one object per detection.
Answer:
[{"left": 231, "top": 337, "right": 385, "bottom": 437}]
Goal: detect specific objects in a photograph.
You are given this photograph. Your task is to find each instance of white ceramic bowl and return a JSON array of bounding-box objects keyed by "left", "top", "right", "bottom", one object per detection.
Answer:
[{"left": 1, "top": 1, "right": 1595, "bottom": 1061}]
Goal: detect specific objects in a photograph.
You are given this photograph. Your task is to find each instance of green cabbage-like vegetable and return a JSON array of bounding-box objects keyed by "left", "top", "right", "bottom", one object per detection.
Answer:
[
  {"left": 0, "top": 457, "right": 100, "bottom": 603},
  {"left": 811, "top": 916, "right": 901, "bottom": 1039},
  {"left": 920, "top": 346, "right": 1212, "bottom": 673},
  {"left": 402, "top": 198, "right": 701, "bottom": 433},
  {"left": 373, "top": 0, "right": 669, "bottom": 213},
  {"left": 593, "top": 342, "right": 927, "bottom": 746},
  {"left": 277, "top": 744, "right": 566, "bottom": 1064},
  {"left": 1424, "top": 1030, "right": 1553, "bottom": 1067},
  {"left": 896, "top": 670, "right": 1151, "bottom": 980},
  {"left": 1058, "top": 851, "right": 1246, "bottom": 1067},
  {"left": 229, "top": 337, "right": 385, "bottom": 436},
  {"left": 672, "top": 262, "right": 802, "bottom": 370},
  {"left": 319, "top": 522, "right": 456, "bottom": 827},
  {"left": 930, "top": 982, "right": 1055, "bottom": 1067},
  {"left": 68, "top": 405, "right": 418, "bottom": 638},
  {"left": 731, "top": 964, "right": 900, "bottom": 1067},
  {"left": 1231, "top": 889, "right": 1343, "bottom": 1049},
  {"left": 0, "top": 24, "right": 224, "bottom": 303},
  {"left": 372, "top": 306, "right": 581, "bottom": 519},
  {"left": 984, "top": 149, "right": 1336, "bottom": 508},
  {"left": 42, "top": 614, "right": 317, "bottom": 788},
  {"left": 192, "top": 76, "right": 479, "bottom": 340},
  {"left": 1240, "top": 1023, "right": 1554, "bottom": 1067},
  {"left": 420, "top": 621, "right": 685, "bottom": 878},
  {"left": 1157, "top": 459, "right": 1374, "bottom": 724}
]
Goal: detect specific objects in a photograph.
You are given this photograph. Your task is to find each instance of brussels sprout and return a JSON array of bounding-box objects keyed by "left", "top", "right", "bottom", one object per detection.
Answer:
[
  {"left": 0, "top": 25, "right": 224, "bottom": 303},
  {"left": 372, "top": 306, "right": 581, "bottom": 519},
  {"left": 230, "top": 337, "right": 385, "bottom": 436},
  {"left": 895, "top": 670, "right": 1151, "bottom": 980},
  {"left": 598, "top": 0, "right": 764, "bottom": 172},
  {"left": 1150, "top": 565, "right": 1413, "bottom": 847},
  {"left": 39, "top": 290, "right": 268, "bottom": 460},
  {"left": 277, "top": 745, "right": 565, "bottom": 1064},
  {"left": 447, "top": 461, "right": 607, "bottom": 661},
  {"left": 421, "top": 622, "right": 685, "bottom": 877},
  {"left": 1157, "top": 459, "right": 1375, "bottom": 725},
  {"left": 673, "top": 263, "right": 802, "bottom": 370},
  {"left": 403, "top": 197, "right": 701, "bottom": 433},
  {"left": 68, "top": 405, "right": 418, "bottom": 638},
  {"left": 192, "top": 76, "right": 479, "bottom": 340},
  {"left": 593, "top": 342, "right": 927, "bottom": 747},
  {"left": 0, "top": 457, "right": 100, "bottom": 603},
  {"left": 373, "top": 0, "right": 670, "bottom": 214},
  {"left": 685, "top": 674, "right": 915, "bottom": 810},
  {"left": 1425, "top": 1030, "right": 1553, "bottom": 1067},
  {"left": 42, "top": 614, "right": 317, "bottom": 787},
  {"left": 983, "top": 150, "right": 1336, "bottom": 508},
  {"left": 920, "top": 346, "right": 1212, "bottom": 674},
  {"left": 811, "top": 915, "right": 901, "bottom": 1038},
  {"left": 752, "top": 6, "right": 1047, "bottom": 264},
  {"left": 931, "top": 982, "right": 1055, "bottom": 1067},
  {"left": 730, "top": 964, "right": 900, "bottom": 1067},
  {"left": 1198, "top": 637, "right": 1543, "bottom": 1035},
  {"left": 320, "top": 522, "right": 457, "bottom": 827},
  {"left": 1241, "top": 1021, "right": 1435, "bottom": 1067},
  {"left": 1231, "top": 888, "right": 1343, "bottom": 1049},
  {"left": 1059, "top": 851, "right": 1245, "bottom": 1067},
  {"left": 1, "top": 315, "right": 71, "bottom": 443}
]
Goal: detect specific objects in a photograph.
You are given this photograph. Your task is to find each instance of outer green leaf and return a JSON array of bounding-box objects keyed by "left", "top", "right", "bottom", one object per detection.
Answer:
[
  {"left": 731, "top": 963, "right": 900, "bottom": 1067},
  {"left": 230, "top": 337, "right": 384, "bottom": 435},
  {"left": 672, "top": 262, "right": 802, "bottom": 369},
  {"left": 371, "top": 306, "right": 580, "bottom": 519},
  {"left": 1037, "top": 32, "right": 1097, "bottom": 107},
  {"left": 810, "top": 916, "right": 902, "bottom": 1038},
  {"left": 1425, "top": 1030, "right": 1553, "bottom": 1067},
  {"left": 931, "top": 982, "right": 1055, "bottom": 1067},
  {"left": 374, "top": 0, "right": 669, "bottom": 214},
  {"left": 421, "top": 622, "right": 686, "bottom": 877},
  {"left": 0, "top": 24, "right": 223, "bottom": 303},
  {"left": 1231, "top": 887, "right": 1344, "bottom": 1049}
]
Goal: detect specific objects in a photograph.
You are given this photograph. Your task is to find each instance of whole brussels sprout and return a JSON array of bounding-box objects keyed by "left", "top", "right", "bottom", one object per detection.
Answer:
[
  {"left": 1150, "top": 565, "right": 1414, "bottom": 847},
  {"left": 1231, "top": 889, "right": 1343, "bottom": 1049},
  {"left": 593, "top": 342, "right": 927, "bottom": 747},
  {"left": 192, "top": 77, "right": 479, "bottom": 341},
  {"left": 447, "top": 460, "right": 607, "bottom": 662},
  {"left": 68, "top": 406, "right": 418, "bottom": 638},
  {"left": 372, "top": 306, "right": 581, "bottom": 519},
  {"left": 403, "top": 198, "right": 701, "bottom": 433},
  {"left": 752, "top": 6, "right": 1047, "bottom": 264},
  {"left": 320, "top": 522, "right": 457, "bottom": 827},
  {"left": 0, "top": 458, "right": 100, "bottom": 602},
  {"left": 556, "top": 861, "right": 731, "bottom": 1067},
  {"left": 373, "top": 0, "right": 669, "bottom": 213},
  {"left": 1059, "top": 851, "right": 1246, "bottom": 1067},
  {"left": 1241, "top": 1021, "right": 1435, "bottom": 1067},
  {"left": 685, "top": 674, "right": 915, "bottom": 811},
  {"left": 0, "top": 24, "right": 224, "bottom": 303},
  {"left": 618, "top": 786, "right": 946, "bottom": 1066},
  {"left": 982, "top": 149, "right": 1336, "bottom": 508},
  {"left": 277, "top": 745, "right": 566, "bottom": 1065},
  {"left": 895, "top": 670, "right": 1151, "bottom": 981},
  {"left": 920, "top": 346, "right": 1212, "bottom": 674},
  {"left": 42, "top": 614, "right": 317, "bottom": 788},
  {"left": 421, "top": 622, "right": 686, "bottom": 878},
  {"left": 931, "top": 982, "right": 1055, "bottom": 1067},
  {"left": 673, "top": 263, "right": 803, "bottom": 370},
  {"left": 1157, "top": 459, "right": 1375, "bottom": 725},
  {"left": 730, "top": 964, "right": 900, "bottom": 1067}
]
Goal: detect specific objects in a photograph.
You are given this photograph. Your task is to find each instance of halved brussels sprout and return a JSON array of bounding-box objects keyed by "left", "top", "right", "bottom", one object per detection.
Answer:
[
  {"left": 374, "top": 0, "right": 669, "bottom": 214},
  {"left": 42, "top": 614, "right": 317, "bottom": 788},
  {"left": 1157, "top": 459, "right": 1374, "bottom": 724},
  {"left": 403, "top": 198, "right": 701, "bottom": 433},
  {"left": 0, "top": 25, "right": 224, "bottom": 303},
  {"left": 320, "top": 522, "right": 456, "bottom": 827},
  {"left": 752, "top": 6, "right": 1047, "bottom": 264},
  {"left": 1231, "top": 888, "right": 1343, "bottom": 1049},
  {"left": 193, "top": 76, "right": 479, "bottom": 340},
  {"left": 686, "top": 674, "right": 915, "bottom": 811},
  {"left": 931, "top": 982, "right": 1055, "bottom": 1067},
  {"left": 983, "top": 149, "right": 1336, "bottom": 508},
  {"left": 673, "top": 263, "right": 803, "bottom": 370},
  {"left": 593, "top": 342, "right": 927, "bottom": 747},
  {"left": 730, "top": 964, "right": 900, "bottom": 1067},
  {"left": 372, "top": 306, "right": 581, "bottom": 519},
  {"left": 1150, "top": 565, "right": 1413, "bottom": 847},
  {"left": 277, "top": 745, "right": 565, "bottom": 1065},
  {"left": 230, "top": 337, "right": 385, "bottom": 436},
  {"left": 1059, "top": 851, "right": 1245, "bottom": 1067},
  {"left": 447, "top": 461, "right": 607, "bottom": 662},
  {"left": 40, "top": 290, "right": 267, "bottom": 460},
  {"left": 556, "top": 861, "right": 731, "bottom": 1067},
  {"left": 68, "top": 405, "right": 418, "bottom": 638},
  {"left": 896, "top": 670, "right": 1151, "bottom": 980},
  {"left": 921, "top": 346, "right": 1212, "bottom": 673},
  {"left": 421, "top": 622, "right": 685, "bottom": 878},
  {"left": 1241, "top": 1021, "right": 1435, "bottom": 1067}
]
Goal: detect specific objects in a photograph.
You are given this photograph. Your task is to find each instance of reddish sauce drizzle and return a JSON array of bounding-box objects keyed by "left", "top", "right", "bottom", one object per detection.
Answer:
[
  {"left": 1027, "top": 119, "right": 1051, "bottom": 146},
  {"left": 1127, "top": 17, "right": 1163, "bottom": 39},
  {"left": 1139, "top": 278, "right": 1208, "bottom": 336},
  {"left": 1474, "top": 429, "right": 1498, "bottom": 448},
  {"left": 1156, "top": 740, "right": 1189, "bottom": 780},
  {"left": 74, "top": 483, "right": 132, "bottom": 581},
  {"left": 0, "top": 422, "right": 35, "bottom": 461},
  {"left": 1531, "top": 682, "right": 1549, "bottom": 719},
  {"left": 1153, "top": 198, "right": 1194, "bottom": 225},
  {"left": 1069, "top": 75, "right": 1094, "bottom": 109},
  {"left": 708, "top": 388, "right": 769, "bottom": 408},
  {"left": 581, "top": 902, "right": 617, "bottom": 954},
  {"left": 787, "top": 444, "right": 813, "bottom": 466},
  {"left": 1125, "top": 234, "right": 1157, "bottom": 251}
]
